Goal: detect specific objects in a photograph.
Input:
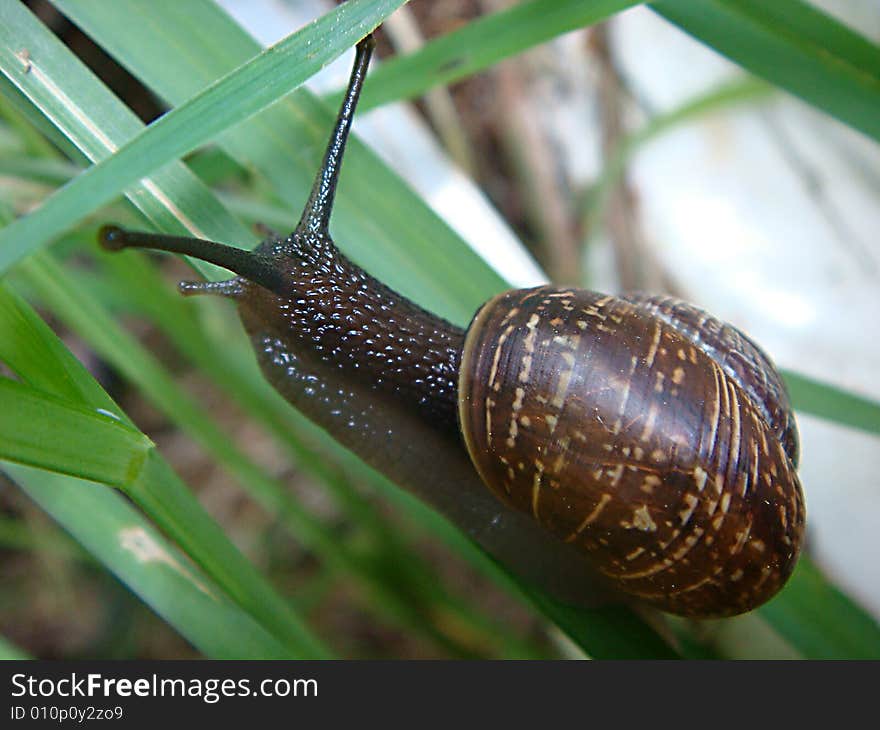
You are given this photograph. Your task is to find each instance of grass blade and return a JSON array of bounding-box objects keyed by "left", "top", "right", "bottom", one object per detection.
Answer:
[
  {"left": 760, "top": 558, "right": 880, "bottom": 659},
  {"left": 650, "top": 0, "right": 880, "bottom": 143},
  {"left": 783, "top": 370, "right": 880, "bottom": 437},
  {"left": 0, "top": 284, "right": 330, "bottom": 658},
  {"left": 4, "top": 463, "right": 296, "bottom": 659},
  {"left": 0, "top": 636, "right": 31, "bottom": 660},
  {"left": 0, "top": 377, "right": 151, "bottom": 486},
  {"left": 0, "top": 0, "right": 406, "bottom": 273},
  {"left": 355, "top": 0, "right": 642, "bottom": 111},
  {"left": 0, "top": 0, "right": 257, "bottom": 262}
]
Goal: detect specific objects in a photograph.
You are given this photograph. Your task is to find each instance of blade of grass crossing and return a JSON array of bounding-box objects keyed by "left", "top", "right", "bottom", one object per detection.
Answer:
[
  {"left": 759, "top": 558, "right": 880, "bottom": 659},
  {"left": 54, "top": 0, "right": 505, "bottom": 322},
  {"left": 0, "top": 377, "right": 151, "bottom": 486},
  {"left": 3, "top": 463, "right": 296, "bottom": 659},
  {"left": 0, "top": 0, "right": 407, "bottom": 273},
  {"left": 782, "top": 370, "right": 880, "bottom": 437},
  {"left": 0, "top": 284, "right": 330, "bottom": 658},
  {"left": 0, "top": 635, "right": 32, "bottom": 660},
  {"left": 650, "top": 0, "right": 880, "bottom": 143},
  {"left": 355, "top": 0, "right": 641, "bottom": 111}
]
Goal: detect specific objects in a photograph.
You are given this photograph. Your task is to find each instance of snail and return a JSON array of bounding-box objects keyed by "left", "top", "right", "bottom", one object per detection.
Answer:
[{"left": 99, "top": 33, "right": 804, "bottom": 618}]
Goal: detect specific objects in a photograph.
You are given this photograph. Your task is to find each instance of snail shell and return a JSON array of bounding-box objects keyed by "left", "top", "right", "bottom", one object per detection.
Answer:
[{"left": 459, "top": 285, "right": 805, "bottom": 617}]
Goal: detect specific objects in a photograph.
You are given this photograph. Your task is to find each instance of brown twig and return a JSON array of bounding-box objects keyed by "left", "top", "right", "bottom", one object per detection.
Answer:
[
  {"left": 590, "top": 22, "right": 666, "bottom": 293},
  {"left": 481, "top": 0, "right": 582, "bottom": 284}
]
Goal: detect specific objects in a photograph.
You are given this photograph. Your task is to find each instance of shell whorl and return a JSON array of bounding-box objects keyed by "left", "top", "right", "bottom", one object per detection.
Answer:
[{"left": 458, "top": 285, "right": 805, "bottom": 617}]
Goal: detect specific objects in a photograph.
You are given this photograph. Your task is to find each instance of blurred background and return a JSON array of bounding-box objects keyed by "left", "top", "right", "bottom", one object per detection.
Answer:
[{"left": 1, "top": 0, "right": 878, "bottom": 658}]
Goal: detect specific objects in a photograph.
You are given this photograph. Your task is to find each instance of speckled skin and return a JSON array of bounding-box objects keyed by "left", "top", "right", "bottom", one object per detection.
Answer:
[
  {"left": 459, "top": 287, "right": 805, "bottom": 617},
  {"left": 239, "top": 231, "right": 464, "bottom": 434}
]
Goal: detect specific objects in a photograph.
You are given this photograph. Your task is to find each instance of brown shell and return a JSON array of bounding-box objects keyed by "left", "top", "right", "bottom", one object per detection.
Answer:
[{"left": 458, "top": 285, "right": 805, "bottom": 617}]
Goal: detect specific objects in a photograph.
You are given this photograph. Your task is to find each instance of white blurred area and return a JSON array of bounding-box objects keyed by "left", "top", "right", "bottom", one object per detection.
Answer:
[{"left": 216, "top": 0, "right": 880, "bottom": 618}]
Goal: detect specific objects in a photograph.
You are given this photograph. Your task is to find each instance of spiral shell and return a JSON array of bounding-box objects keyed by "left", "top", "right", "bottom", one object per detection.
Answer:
[{"left": 458, "top": 285, "right": 805, "bottom": 617}]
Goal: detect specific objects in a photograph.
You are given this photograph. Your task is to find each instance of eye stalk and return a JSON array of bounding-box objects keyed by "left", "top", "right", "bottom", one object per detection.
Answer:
[
  {"left": 96, "top": 33, "right": 377, "bottom": 296},
  {"left": 97, "top": 224, "right": 285, "bottom": 298},
  {"left": 298, "top": 32, "right": 375, "bottom": 236},
  {"left": 97, "top": 225, "right": 131, "bottom": 251}
]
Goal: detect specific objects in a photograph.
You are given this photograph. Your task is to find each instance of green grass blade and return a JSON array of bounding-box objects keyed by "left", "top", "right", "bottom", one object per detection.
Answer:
[
  {"left": 759, "top": 558, "right": 880, "bottom": 659},
  {"left": 55, "top": 0, "right": 505, "bottom": 322},
  {"left": 783, "top": 370, "right": 880, "bottom": 437},
  {"left": 0, "top": 377, "right": 151, "bottom": 486},
  {"left": 0, "top": 280, "right": 115, "bottom": 405},
  {"left": 650, "top": 0, "right": 880, "bottom": 143},
  {"left": 0, "top": 0, "right": 406, "bottom": 273},
  {"left": 0, "top": 284, "right": 330, "bottom": 658},
  {"left": 525, "top": 592, "right": 680, "bottom": 659},
  {"left": 0, "top": 635, "right": 32, "bottom": 660},
  {"left": 3, "top": 463, "right": 295, "bottom": 659},
  {"left": 0, "top": 0, "right": 257, "bottom": 262},
  {"left": 0, "top": 75, "right": 87, "bottom": 164},
  {"left": 355, "top": 0, "right": 642, "bottom": 111}
]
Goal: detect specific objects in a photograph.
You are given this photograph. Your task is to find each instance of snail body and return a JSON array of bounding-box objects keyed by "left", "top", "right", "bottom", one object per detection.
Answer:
[{"left": 100, "top": 34, "right": 804, "bottom": 617}]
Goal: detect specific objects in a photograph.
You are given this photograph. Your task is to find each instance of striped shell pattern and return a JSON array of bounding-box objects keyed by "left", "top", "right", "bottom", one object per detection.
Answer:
[{"left": 458, "top": 285, "right": 805, "bottom": 617}]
